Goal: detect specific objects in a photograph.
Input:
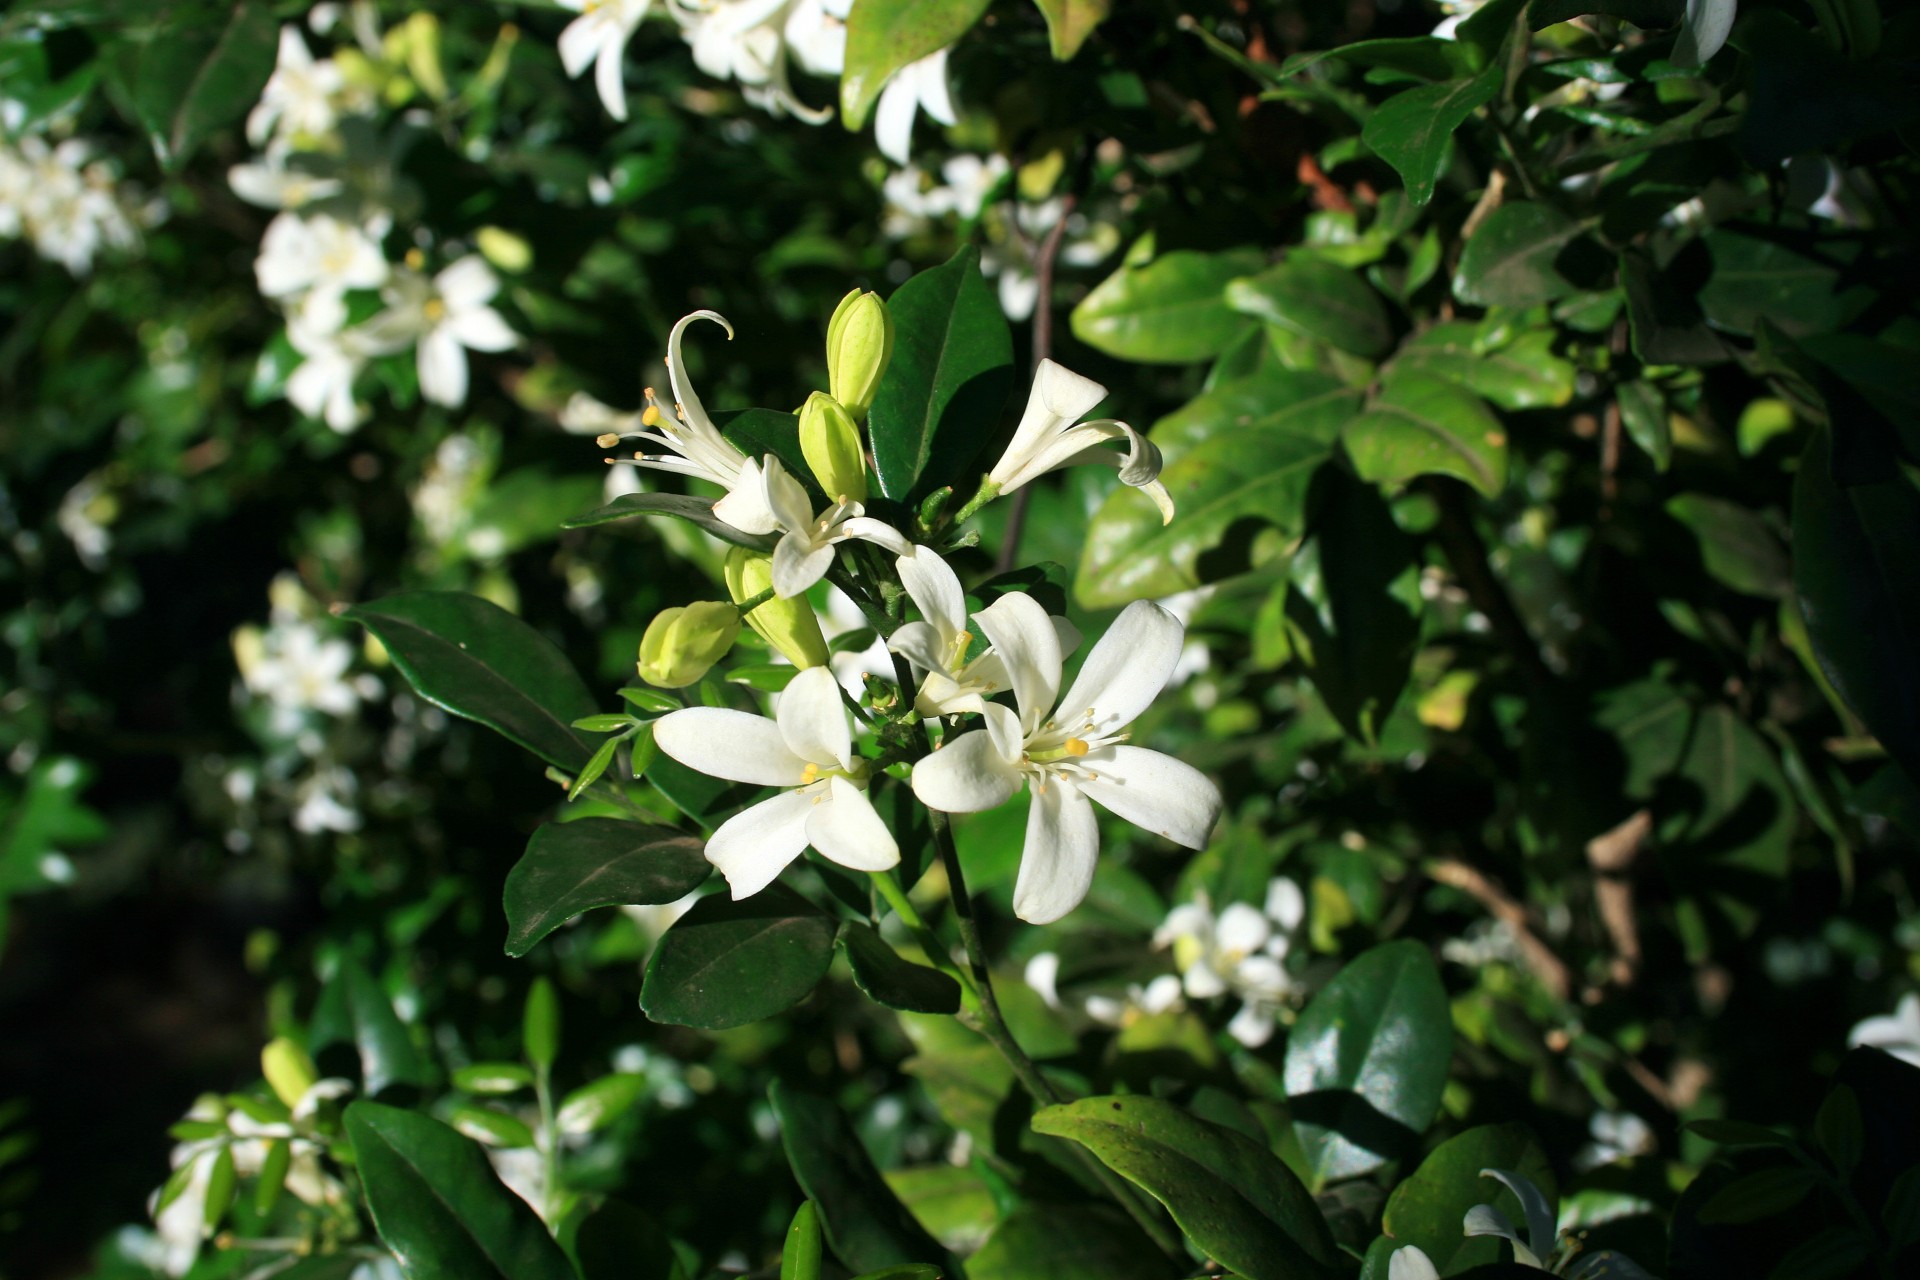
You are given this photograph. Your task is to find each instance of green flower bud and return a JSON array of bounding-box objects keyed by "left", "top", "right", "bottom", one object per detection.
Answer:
[
  {"left": 637, "top": 601, "right": 741, "bottom": 688},
  {"left": 798, "top": 392, "right": 868, "bottom": 505},
  {"left": 261, "top": 1037, "right": 319, "bottom": 1111},
  {"left": 726, "top": 548, "right": 830, "bottom": 670},
  {"left": 826, "top": 289, "right": 892, "bottom": 421}
]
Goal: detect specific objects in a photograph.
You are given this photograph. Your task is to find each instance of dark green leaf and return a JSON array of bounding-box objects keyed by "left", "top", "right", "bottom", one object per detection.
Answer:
[
  {"left": 1361, "top": 62, "right": 1503, "bottom": 207},
  {"left": 345, "top": 1102, "right": 576, "bottom": 1280},
  {"left": 1667, "top": 493, "right": 1790, "bottom": 598},
  {"left": 1884, "top": 1163, "right": 1920, "bottom": 1250},
  {"left": 1698, "top": 229, "right": 1870, "bottom": 338},
  {"left": 1684, "top": 1118, "right": 1794, "bottom": 1147},
  {"left": 1768, "top": 1227, "right": 1880, "bottom": 1280},
  {"left": 1282, "top": 940, "right": 1452, "bottom": 1187},
  {"left": 968, "top": 1204, "right": 1175, "bottom": 1280},
  {"left": 1812, "top": 1086, "right": 1863, "bottom": 1179},
  {"left": 1072, "top": 249, "right": 1264, "bottom": 364},
  {"left": 343, "top": 592, "right": 597, "bottom": 771},
  {"left": 1031, "top": 1095, "right": 1343, "bottom": 1280},
  {"left": 561, "top": 492, "right": 775, "bottom": 549},
  {"left": 129, "top": 2, "right": 276, "bottom": 170},
  {"left": 641, "top": 885, "right": 836, "bottom": 1029},
  {"left": 1621, "top": 250, "right": 1728, "bottom": 366},
  {"left": 1342, "top": 370, "right": 1509, "bottom": 497},
  {"left": 574, "top": 1199, "right": 691, "bottom": 1280},
  {"left": 769, "top": 1082, "right": 950, "bottom": 1274},
  {"left": 841, "top": 0, "right": 991, "bottom": 128},
  {"left": 648, "top": 753, "right": 773, "bottom": 830},
  {"left": 1392, "top": 326, "right": 1575, "bottom": 411},
  {"left": 310, "top": 956, "right": 428, "bottom": 1098},
  {"left": 1617, "top": 379, "right": 1671, "bottom": 470},
  {"left": 868, "top": 245, "right": 1014, "bottom": 501},
  {"left": 1529, "top": 0, "right": 1682, "bottom": 28},
  {"left": 1225, "top": 258, "right": 1393, "bottom": 358},
  {"left": 837, "top": 922, "right": 961, "bottom": 1014},
  {"left": 1381, "top": 1124, "right": 1557, "bottom": 1273},
  {"left": 1697, "top": 1165, "right": 1820, "bottom": 1224},
  {"left": 504, "top": 819, "right": 709, "bottom": 957},
  {"left": 1453, "top": 202, "right": 1585, "bottom": 308}
]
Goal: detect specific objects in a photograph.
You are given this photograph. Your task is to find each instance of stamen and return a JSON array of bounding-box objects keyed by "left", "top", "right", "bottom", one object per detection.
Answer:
[
  {"left": 801, "top": 763, "right": 820, "bottom": 783},
  {"left": 641, "top": 404, "right": 664, "bottom": 428},
  {"left": 596, "top": 433, "right": 621, "bottom": 448}
]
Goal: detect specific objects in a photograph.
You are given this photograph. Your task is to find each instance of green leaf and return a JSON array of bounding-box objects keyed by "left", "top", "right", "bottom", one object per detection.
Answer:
[
  {"left": 648, "top": 754, "right": 773, "bottom": 830},
  {"left": 1768, "top": 1227, "right": 1880, "bottom": 1280},
  {"left": 841, "top": 0, "right": 992, "bottom": 128},
  {"left": 1072, "top": 249, "right": 1264, "bottom": 364},
  {"left": 449, "top": 1106, "right": 538, "bottom": 1150},
  {"left": 1148, "top": 372, "right": 1360, "bottom": 458},
  {"left": 641, "top": 884, "right": 837, "bottom": 1029},
  {"left": 1617, "top": 379, "right": 1671, "bottom": 470},
  {"left": 782, "top": 1202, "right": 824, "bottom": 1280},
  {"left": 1381, "top": 1123, "right": 1557, "bottom": 1273},
  {"left": 1225, "top": 258, "right": 1393, "bottom": 358},
  {"left": 1684, "top": 1118, "right": 1794, "bottom": 1147},
  {"left": 1792, "top": 432, "right": 1920, "bottom": 783},
  {"left": 343, "top": 592, "right": 597, "bottom": 771},
  {"left": 1392, "top": 326, "right": 1575, "bottom": 411},
  {"left": 503, "top": 819, "right": 709, "bottom": 958},
  {"left": 310, "top": 956, "right": 428, "bottom": 1098},
  {"left": 1812, "top": 1085, "right": 1863, "bottom": 1179},
  {"left": 1033, "top": 0, "right": 1112, "bottom": 60},
  {"left": 1884, "top": 1163, "right": 1920, "bottom": 1250},
  {"left": 128, "top": 2, "right": 276, "bottom": 170},
  {"left": 882, "top": 1165, "right": 998, "bottom": 1254},
  {"left": 1342, "top": 370, "right": 1509, "bottom": 497},
  {"left": 523, "top": 978, "right": 559, "bottom": 1071},
  {"left": 1030, "top": 1095, "right": 1344, "bottom": 1280},
  {"left": 1077, "top": 428, "right": 1330, "bottom": 608},
  {"left": 556, "top": 1074, "right": 647, "bottom": 1136},
  {"left": 1621, "top": 250, "right": 1727, "bottom": 366},
  {"left": 1666, "top": 494, "right": 1790, "bottom": 599},
  {"left": 1453, "top": 202, "right": 1585, "bottom": 308},
  {"left": 837, "top": 922, "right": 962, "bottom": 1014},
  {"left": 1361, "top": 62, "right": 1502, "bottom": 207},
  {"left": 574, "top": 1199, "right": 692, "bottom": 1280},
  {"left": 453, "top": 1064, "right": 533, "bottom": 1096},
  {"left": 1698, "top": 229, "right": 1870, "bottom": 338},
  {"left": 1282, "top": 939, "right": 1453, "bottom": 1187},
  {"left": 561, "top": 492, "right": 776, "bottom": 549},
  {"left": 344, "top": 1102, "right": 576, "bottom": 1280},
  {"left": 769, "top": 1082, "right": 950, "bottom": 1274},
  {"left": 868, "top": 245, "right": 1014, "bottom": 502},
  {"left": 1696, "top": 1165, "right": 1820, "bottom": 1224},
  {"left": 968, "top": 1204, "right": 1175, "bottom": 1280}
]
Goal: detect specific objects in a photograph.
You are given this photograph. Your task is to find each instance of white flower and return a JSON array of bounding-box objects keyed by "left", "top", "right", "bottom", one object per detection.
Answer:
[
  {"left": 1154, "top": 878, "right": 1304, "bottom": 1047},
  {"left": 285, "top": 288, "right": 370, "bottom": 432},
  {"left": 248, "top": 26, "right": 359, "bottom": 146},
  {"left": 56, "top": 473, "right": 114, "bottom": 569},
  {"left": 1085, "top": 974, "right": 1184, "bottom": 1027},
  {"left": 985, "top": 359, "right": 1174, "bottom": 524},
  {"left": 911, "top": 595, "right": 1221, "bottom": 924},
  {"left": 873, "top": 47, "right": 956, "bottom": 165},
  {"left": 671, "top": 0, "right": 836, "bottom": 123},
  {"left": 652, "top": 665, "right": 899, "bottom": 897},
  {"left": 1575, "top": 1111, "right": 1655, "bottom": 1171},
  {"left": 362, "top": 257, "right": 517, "bottom": 407},
  {"left": 293, "top": 765, "right": 361, "bottom": 833},
  {"left": 228, "top": 153, "right": 344, "bottom": 210},
  {"left": 1850, "top": 993, "right": 1920, "bottom": 1068},
  {"left": 239, "top": 621, "right": 363, "bottom": 722},
  {"left": 556, "top": 0, "right": 654, "bottom": 121},
  {"left": 1, "top": 136, "right": 142, "bottom": 274},
  {"left": 760, "top": 455, "right": 910, "bottom": 597},
  {"left": 255, "top": 211, "right": 388, "bottom": 302},
  {"left": 887, "top": 545, "right": 1079, "bottom": 717}
]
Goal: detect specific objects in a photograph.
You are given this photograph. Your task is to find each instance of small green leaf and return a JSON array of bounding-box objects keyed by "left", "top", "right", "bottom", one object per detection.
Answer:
[
  {"left": 343, "top": 592, "right": 598, "bottom": 771},
  {"left": 1617, "top": 379, "right": 1671, "bottom": 470},
  {"left": 129, "top": 2, "right": 277, "bottom": 170},
  {"left": 567, "top": 735, "right": 621, "bottom": 801},
  {"left": 968, "top": 1204, "right": 1174, "bottom": 1280},
  {"left": 1031, "top": 1095, "right": 1343, "bottom": 1280},
  {"left": 1361, "top": 62, "right": 1502, "bottom": 207},
  {"left": 1696, "top": 1165, "right": 1820, "bottom": 1224},
  {"left": 1667, "top": 493, "right": 1791, "bottom": 599},
  {"left": 1812, "top": 1085, "right": 1863, "bottom": 1179},
  {"left": 453, "top": 1064, "right": 534, "bottom": 1096},
  {"left": 1033, "top": 0, "right": 1113, "bottom": 60},
  {"left": 1391, "top": 326, "right": 1575, "bottom": 412},
  {"left": 1072, "top": 249, "right": 1264, "bottom": 364},
  {"left": 1684, "top": 1118, "right": 1795, "bottom": 1147},
  {"left": 310, "top": 957, "right": 429, "bottom": 1098},
  {"left": 524, "top": 978, "right": 559, "bottom": 1072},
  {"left": 868, "top": 245, "right": 1014, "bottom": 502},
  {"left": 782, "top": 1202, "right": 824, "bottom": 1280},
  {"left": 254, "top": 1139, "right": 291, "bottom": 1216},
  {"left": 1342, "top": 370, "right": 1509, "bottom": 497},
  {"left": 841, "top": 0, "right": 992, "bottom": 128},
  {"left": 345, "top": 1102, "right": 577, "bottom": 1280},
  {"left": 203, "top": 1144, "right": 236, "bottom": 1231},
  {"left": 504, "top": 819, "right": 709, "bottom": 957},
  {"left": 1381, "top": 1123, "right": 1556, "bottom": 1273},
  {"left": 1453, "top": 202, "right": 1586, "bottom": 308},
  {"left": 561, "top": 492, "right": 775, "bottom": 549},
  {"left": 641, "top": 885, "right": 837, "bottom": 1029},
  {"left": 1225, "top": 258, "right": 1394, "bottom": 358},
  {"left": 556, "top": 1074, "right": 647, "bottom": 1136},
  {"left": 449, "top": 1106, "right": 538, "bottom": 1149},
  {"left": 837, "top": 922, "right": 962, "bottom": 1014}
]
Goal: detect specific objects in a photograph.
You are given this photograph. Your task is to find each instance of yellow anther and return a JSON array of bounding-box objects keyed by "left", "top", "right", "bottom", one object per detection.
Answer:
[
  {"left": 405, "top": 247, "right": 425, "bottom": 270},
  {"left": 423, "top": 298, "right": 448, "bottom": 322},
  {"left": 596, "top": 432, "right": 620, "bottom": 448},
  {"left": 641, "top": 404, "right": 664, "bottom": 427},
  {"left": 801, "top": 763, "right": 820, "bottom": 783},
  {"left": 955, "top": 630, "right": 971, "bottom": 649},
  {"left": 1065, "top": 738, "right": 1090, "bottom": 757}
]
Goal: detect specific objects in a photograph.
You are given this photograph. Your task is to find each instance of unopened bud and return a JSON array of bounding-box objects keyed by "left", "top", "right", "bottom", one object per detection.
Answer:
[
  {"left": 726, "top": 548, "right": 829, "bottom": 670},
  {"left": 637, "top": 601, "right": 741, "bottom": 688},
  {"left": 261, "top": 1038, "right": 319, "bottom": 1111},
  {"left": 476, "top": 226, "right": 531, "bottom": 274},
  {"left": 826, "top": 289, "right": 892, "bottom": 421},
  {"left": 798, "top": 392, "right": 868, "bottom": 505}
]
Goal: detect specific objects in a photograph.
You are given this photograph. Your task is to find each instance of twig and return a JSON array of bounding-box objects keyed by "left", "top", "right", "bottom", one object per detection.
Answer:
[
  {"left": 1584, "top": 809, "right": 1650, "bottom": 991},
  {"left": 1428, "top": 857, "right": 1572, "bottom": 1001},
  {"left": 993, "top": 189, "right": 1080, "bottom": 574}
]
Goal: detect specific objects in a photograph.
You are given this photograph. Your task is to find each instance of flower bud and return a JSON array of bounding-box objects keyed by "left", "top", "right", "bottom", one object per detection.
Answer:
[
  {"left": 798, "top": 392, "right": 868, "bottom": 505},
  {"left": 636, "top": 601, "right": 741, "bottom": 688},
  {"left": 261, "top": 1037, "right": 319, "bottom": 1111},
  {"left": 725, "top": 548, "right": 829, "bottom": 670},
  {"left": 826, "top": 289, "right": 892, "bottom": 420}
]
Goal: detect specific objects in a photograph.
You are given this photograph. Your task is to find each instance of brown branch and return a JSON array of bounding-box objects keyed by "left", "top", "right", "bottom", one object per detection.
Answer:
[
  {"left": 1585, "top": 808, "right": 1650, "bottom": 991},
  {"left": 1428, "top": 857, "right": 1572, "bottom": 1001}
]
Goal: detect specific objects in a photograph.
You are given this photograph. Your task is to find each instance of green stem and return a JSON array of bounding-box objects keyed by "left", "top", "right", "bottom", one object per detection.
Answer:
[
  {"left": 734, "top": 585, "right": 777, "bottom": 617},
  {"left": 949, "top": 478, "right": 1000, "bottom": 526},
  {"left": 870, "top": 869, "right": 978, "bottom": 1003}
]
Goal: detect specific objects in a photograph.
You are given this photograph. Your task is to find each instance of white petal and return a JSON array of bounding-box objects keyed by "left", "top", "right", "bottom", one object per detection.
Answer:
[
  {"left": 887, "top": 620, "right": 945, "bottom": 671},
  {"left": 972, "top": 592, "right": 1061, "bottom": 736},
  {"left": 1140, "top": 974, "right": 1184, "bottom": 1014},
  {"left": 981, "top": 702, "right": 1024, "bottom": 764},
  {"left": 897, "top": 548, "right": 968, "bottom": 642},
  {"left": 712, "top": 457, "right": 779, "bottom": 535},
  {"left": 435, "top": 256, "right": 498, "bottom": 310},
  {"left": 762, "top": 456, "right": 816, "bottom": 533},
  {"left": 1479, "top": 1168, "right": 1557, "bottom": 1261},
  {"left": 1265, "top": 877, "right": 1306, "bottom": 931},
  {"left": 665, "top": 310, "right": 734, "bottom": 443},
  {"left": 837, "top": 516, "right": 912, "bottom": 557},
  {"left": 873, "top": 72, "right": 918, "bottom": 166},
  {"left": 706, "top": 790, "right": 815, "bottom": 898},
  {"left": 1389, "top": 1248, "right": 1442, "bottom": 1280},
  {"left": 417, "top": 328, "right": 468, "bottom": 406},
  {"left": 1182, "top": 960, "right": 1229, "bottom": 1000},
  {"left": 805, "top": 778, "right": 899, "bottom": 871},
  {"left": 774, "top": 666, "right": 850, "bottom": 770},
  {"left": 1463, "top": 1204, "right": 1524, "bottom": 1248},
  {"left": 1011, "top": 782, "right": 1099, "bottom": 924},
  {"left": 557, "top": 15, "right": 603, "bottom": 77},
  {"left": 1226, "top": 1002, "right": 1277, "bottom": 1048},
  {"left": 772, "top": 530, "right": 835, "bottom": 598},
  {"left": 1077, "top": 745, "right": 1220, "bottom": 850},
  {"left": 911, "top": 729, "right": 1021, "bottom": 813},
  {"left": 450, "top": 306, "right": 517, "bottom": 353},
  {"left": 1234, "top": 954, "right": 1291, "bottom": 1001},
  {"left": 1053, "top": 599, "right": 1184, "bottom": 739},
  {"left": 991, "top": 359, "right": 1108, "bottom": 487},
  {"left": 596, "top": 35, "right": 631, "bottom": 121},
  {"left": 1024, "top": 951, "right": 1062, "bottom": 1008},
  {"left": 653, "top": 707, "right": 808, "bottom": 786},
  {"left": 1215, "top": 903, "right": 1272, "bottom": 956},
  {"left": 915, "top": 49, "right": 956, "bottom": 124}
]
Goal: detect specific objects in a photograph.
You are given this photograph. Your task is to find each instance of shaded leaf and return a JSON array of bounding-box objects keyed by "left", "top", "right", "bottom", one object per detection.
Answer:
[
  {"left": 841, "top": 0, "right": 991, "bottom": 128},
  {"left": 129, "top": 2, "right": 276, "bottom": 170},
  {"left": 641, "top": 884, "right": 836, "bottom": 1029},
  {"left": 1342, "top": 370, "right": 1509, "bottom": 497},
  {"left": 504, "top": 819, "right": 709, "bottom": 957},
  {"left": 1454, "top": 202, "right": 1585, "bottom": 308},
  {"left": 1361, "top": 62, "right": 1503, "bottom": 207},
  {"left": 1034, "top": 0, "right": 1112, "bottom": 60},
  {"left": 311, "top": 956, "right": 428, "bottom": 1099},
  {"left": 1072, "top": 249, "right": 1264, "bottom": 364},
  {"left": 1225, "top": 258, "right": 1394, "bottom": 358},
  {"left": 968, "top": 1204, "right": 1174, "bottom": 1280},
  {"left": 1392, "top": 325, "right": 1574, "bottom": 412},
  {"left": 837, "top": 922, "right": 961, "bottom": 1014},
  {"left": 1381, "top": 1123, "right": 1557, "bottom": 1273}
]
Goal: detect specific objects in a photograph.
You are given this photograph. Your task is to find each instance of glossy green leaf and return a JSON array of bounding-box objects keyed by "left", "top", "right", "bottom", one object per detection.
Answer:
[
  {"left": 1225, "top": 258, "right": 1393, "bottom": 358},
  {"left": 1342, "top": 370, "right": 1509, "bottom": 497},
  {"left": 449, "top": 1106, "right": 537, "bottom": 1150},
  {"left": 556, "top": 1074, "right": 647, "bottom": 1136},
  {"left": 1031, "top": 1095, "right": 1344, "bottom": 1280},
  {"left": 345, "top": 1102, "right": 576, "bottom": 1280},
  {"left": 561, "top": 492, "right": 775, "bottom": 549},
  {"left": 1381, "top": 1123, "right": 1557, "bottom": 1273},
  {"left": 343, "top": 592, "right": 597, "bottom": 771},
  {"left": 1617, "top": 379, "right": 1671, "bottom": 470},
  {"left": 868, "top": 245, "right": 1013, "bottom": 501},
  {"left": 837, "top": 922, "right": 961, "bottom": 1014},
  {"left": 882, "top": 1165, "right": 998, "bottom": 1254},
  {"left": 574, "top": 1199, "right": 692, "bottom": 1280},
  {"left": 1072, "top": 249, "right": 1264, "bottom": 364},
  {"left": 769, "top": 1081, "right": 950, "bottom": 1274},
  {"left": 641, "top": 884, "right": 836, "bottom": 1029},
  {"left": 128, "top": 2, "right": 276, "bottom": 170},
  {"left": 1698, "top": 229, "right": 1870, "bottom": 338},
  {"left": 523, "top": 978, "right": 559, "bottom": 1071},
  {"left": 1792, "top": 430, "right": 1920, "bottom": 784},
  {"left": 841, "top": 0, "right": 991, "bottom": 127},
  {"left": 1034, "top": 0, "right": 1112, "bottom": 60},
  {"left": 1077, "top": 428, "right": 1329, "bottom": 608},
  {"left": 1391, "top": 325, "right": 1575, "bottom": 411},
  {"left": 310, "top": 956, "right": 428, "bottom": 1099},
  {"left": 1453, "top": 202, "right": 1585, "bottom": 308},
  {"left": 1667, "top": 493, "right": 1790, "bottom": 598},
  {"left": 1282, "top": 940, "right": 1453, "bottom": 1187},
  {"left": 1148, "top": 371, "right": 1360, "bottom": 458},
  {"left": 1696, "top": 1165, "right": 1820, "bottom": 1224},
  {"left": 782, "top": 1201, "right": 824, "bottom": 1280},
  {"left": 504, "top": 818, "right": 708, "bottom": 957},
  {"left": 1361, "top": 62, "right": 1502, "bottom": 207},
  {"left": 969, "top": 1204, "right": 1173, "bottom": 1280}
]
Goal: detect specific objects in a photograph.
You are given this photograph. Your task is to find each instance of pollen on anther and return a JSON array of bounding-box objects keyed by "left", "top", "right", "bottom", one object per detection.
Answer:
[
  {"left": 640, "top": 404, "right": 664, "bottom": 428},
  {"left": 1065, "top": 738, "right": 1089, "bottom": 757},
  {"left": 596, "top": 432, "right": 621, "bottom": 448}
]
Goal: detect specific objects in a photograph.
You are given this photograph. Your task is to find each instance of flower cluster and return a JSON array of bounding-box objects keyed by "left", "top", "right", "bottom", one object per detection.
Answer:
[
  {"left": 0, "top": 131, "right": 154, "bottom": 275},
  {"left": 606, "top": 294, "right": 1213, "bottom": 923},
  {"left": 1154, "top": 878, "right": 1307, "bottom": 1047}
]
